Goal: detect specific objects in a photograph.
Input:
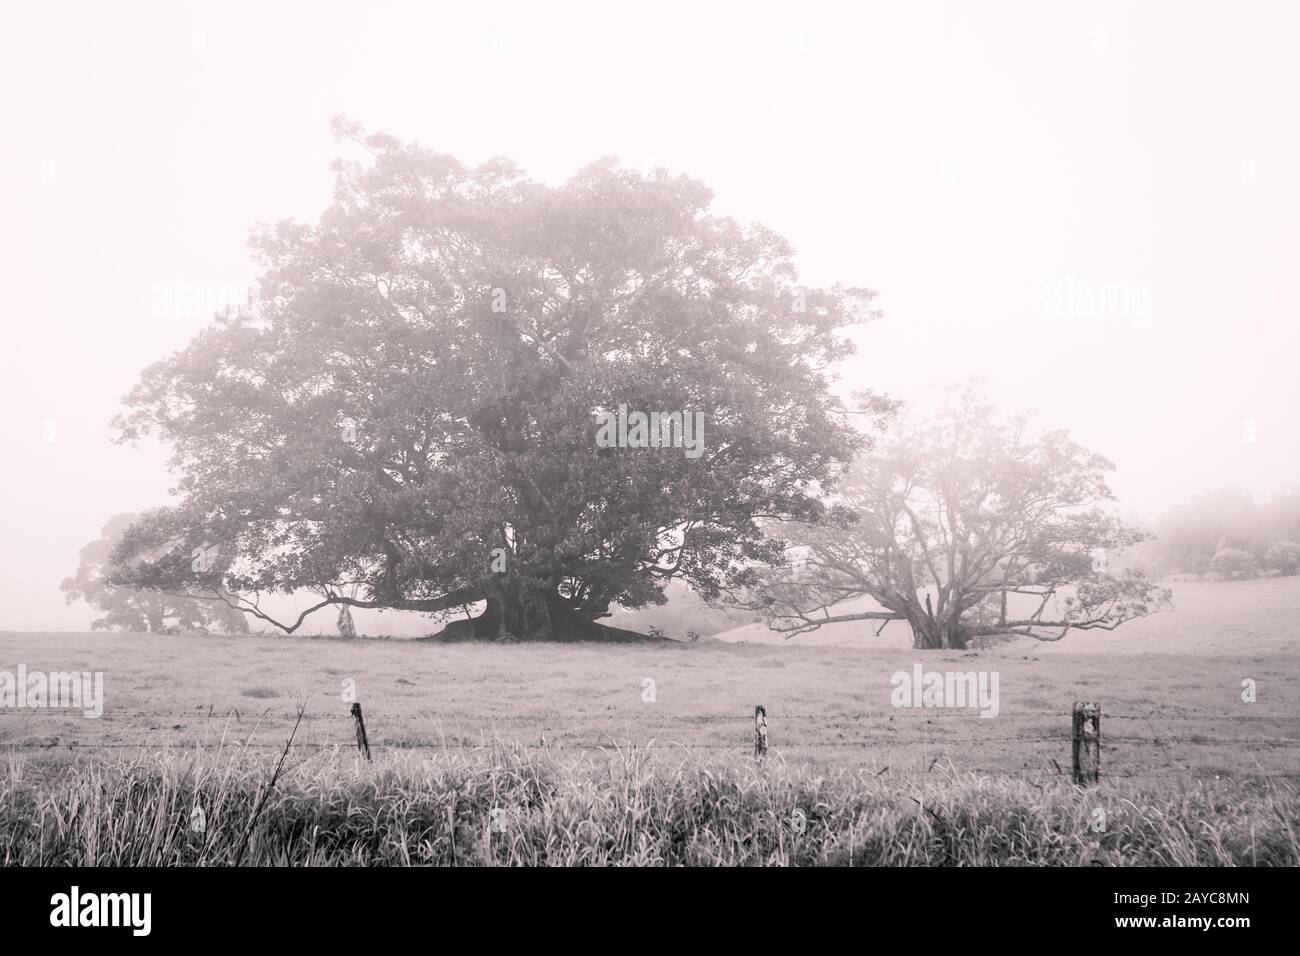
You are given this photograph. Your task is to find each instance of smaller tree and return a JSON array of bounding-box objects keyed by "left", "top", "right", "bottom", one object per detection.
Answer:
[
  {"left": 1209, "top": 547, "right": 1258, "bottom": 581},
  {"left": 1265, "top": 541, "right": 1300, "bottom": 576},
  {"left": 62, "top": 513, "right": 249, "bottom": 633},
  {"left": 744, "top": 391, "right": 1171, "bottom": 648}
]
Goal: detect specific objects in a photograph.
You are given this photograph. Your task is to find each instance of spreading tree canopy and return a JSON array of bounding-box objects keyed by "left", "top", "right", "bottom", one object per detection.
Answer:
[
  {"left": 109, "top": 123, "right": 883, "bottom": 639},
  {"left": 747, "top": 390, "right": 1172, "bottom": 648}
]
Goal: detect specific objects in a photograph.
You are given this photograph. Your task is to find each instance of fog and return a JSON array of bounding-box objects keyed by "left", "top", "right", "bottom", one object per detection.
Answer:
[{"left": 3, "top": 0, "right": 1297, "bottom": 631}]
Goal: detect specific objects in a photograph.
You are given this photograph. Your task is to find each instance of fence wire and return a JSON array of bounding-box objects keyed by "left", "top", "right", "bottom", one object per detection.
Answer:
[{"left": 2, "top": 707, "right": 1296, "bottom": 774}]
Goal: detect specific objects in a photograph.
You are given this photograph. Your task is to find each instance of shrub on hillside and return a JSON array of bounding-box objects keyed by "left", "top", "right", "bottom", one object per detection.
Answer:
[
  {"left": 1154, "top": 487, "right": 1300, "bottom": 575},
  {"left": 1265, "top": 541, "right": 1300, "bottom": 576},
  {"left": 1209, "top": 547, "right": 1259, "bottom": 580}
]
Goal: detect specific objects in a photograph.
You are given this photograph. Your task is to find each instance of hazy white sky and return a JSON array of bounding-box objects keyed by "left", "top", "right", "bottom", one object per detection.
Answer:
[{"left": 2, "top": 0, "right": 1297, "bottom": 631}]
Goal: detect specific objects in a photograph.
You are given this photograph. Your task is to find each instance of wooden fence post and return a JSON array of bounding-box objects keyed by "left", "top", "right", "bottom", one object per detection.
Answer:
[
  {"left": 1072, "top": 701, "right": 1100, "bottom": 785},
  {"left": 754, "top": 704, "right": 768, "bottom": 762},
  {"left": 351, "top": 702, "right": 372, "bottom": 761}
]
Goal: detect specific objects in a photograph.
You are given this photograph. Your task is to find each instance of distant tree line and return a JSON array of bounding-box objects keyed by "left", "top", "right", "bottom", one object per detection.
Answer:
[
  {"left": 1150, "top": 488, "right": 1300, "bottom": 580},
  {"left": 61, "top": 513, "right": 249, "bottom": 633}
]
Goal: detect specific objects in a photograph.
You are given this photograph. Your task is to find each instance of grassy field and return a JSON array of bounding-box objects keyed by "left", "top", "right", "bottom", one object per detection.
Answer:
[{"left": 1, "top": 576, "right": 1297, "bottom": 865}]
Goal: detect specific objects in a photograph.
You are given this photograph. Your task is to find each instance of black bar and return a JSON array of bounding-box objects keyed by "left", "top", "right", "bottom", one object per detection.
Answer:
[{"left": 0, "top": 866, "right": 1282, "bottom": 942}]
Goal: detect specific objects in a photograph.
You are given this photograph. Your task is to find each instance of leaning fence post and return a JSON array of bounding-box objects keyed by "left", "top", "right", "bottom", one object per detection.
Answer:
[
  {"left": 1072, "top": 702, "right": 1100, "bottom": 785},
  {"left": 351, "top": 702, "right": 372, "bottom": 761},
  {"left": 754, "top": 704, "right": 768, "bottom": 762}
]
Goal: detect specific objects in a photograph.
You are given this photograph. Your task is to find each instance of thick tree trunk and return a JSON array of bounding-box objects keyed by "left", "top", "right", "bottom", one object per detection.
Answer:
[
  {"left": 910, "top": 619, "right": 969, "bottom": 650},
  {"left": 147, "top": 596, "right": 165, "bottom": 633},
  {"left": 434, "top": 589, "right": 664, "bottom": 643},
  {"left": 910, "top": 613, "right": 943, "bottom": 649},
  {"left": 471, "top": 582, "right": 566, "bottom": 641},
  {"left": 905, "top": 597, "right": 969, "bottom": 650},
  {"left": 337, "top": 605, "right": 358, "bottom": 639},
  {"left": 447, "top": 584, "right": 647, "bottom": 643}
]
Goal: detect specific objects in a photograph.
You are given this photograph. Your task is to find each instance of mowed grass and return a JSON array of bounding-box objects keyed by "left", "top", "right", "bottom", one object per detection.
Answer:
[{"left": 1, "top": 593, "right": 1297, "bottom": 865}]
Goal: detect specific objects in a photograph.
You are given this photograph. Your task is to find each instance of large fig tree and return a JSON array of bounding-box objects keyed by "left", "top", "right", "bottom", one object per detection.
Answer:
[{"left": 109, "top": 123, "right": 882, "bottom": 639}]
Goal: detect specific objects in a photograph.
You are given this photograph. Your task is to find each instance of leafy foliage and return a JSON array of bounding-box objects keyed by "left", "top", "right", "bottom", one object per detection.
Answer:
[
  {"left": 109, "top": 124, "right": 883, "bottom": 637},
  {"left": 1154, "top": 488, "right": 1300, "bottom": 576},
  {"left": 1265, "top": 541, "right": 1300, "bottom": 576},
  {"left": 746, "top": 389, "right": 1171, "bottom": 647},
  {"left": 61, "top": 513, "right": 248, "bottom": 633},
  {"left": 1210, "top": 547, "right": 1259, "bottom": 580}
]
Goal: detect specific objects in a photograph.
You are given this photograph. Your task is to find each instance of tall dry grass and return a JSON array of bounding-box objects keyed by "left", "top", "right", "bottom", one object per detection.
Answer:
[{"left": 1, "top": 742, "right": 1295, "bottom": 866}]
